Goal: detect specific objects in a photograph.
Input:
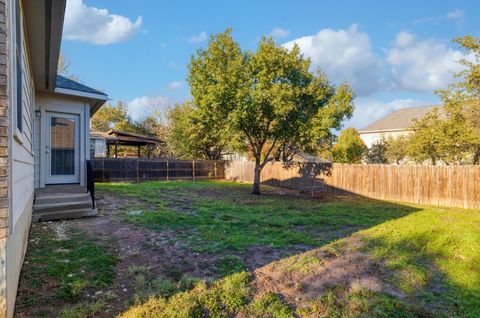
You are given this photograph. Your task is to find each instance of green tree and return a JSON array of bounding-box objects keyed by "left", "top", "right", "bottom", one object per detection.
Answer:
[
  {"left": 365, "top": 139, "right": 388, "bottom": 164},
  {"left": 166, "top": 102, "right": 229, "bottom": 160},
  {"left": 188, "top": 29, "right": 353, "bottom": 194},
  {"left": 405, "top": 36, "right": 480, "bottom": 165},
  {"left": 408, "top": 104, "right": 477, "bottom": 165},
  {"left": 407, "top": 108, "right": 445, "bottom": 165},
  {"left": 385, "top": 135, "right": 409, "bottom": 164},
  {"left": 436, "top": 36, "right": 480, "bottom": 164},
  {"left": 91, "top": 101, "right": 134, "bottom": 132},
  {"left": 331, "top": 128, "right": 367, "bottom": 164}
]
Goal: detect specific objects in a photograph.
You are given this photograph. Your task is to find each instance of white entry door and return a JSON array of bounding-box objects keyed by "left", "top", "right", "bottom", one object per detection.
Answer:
[{"left": 45, "top": 113, "right": 80, "bottom": 184}]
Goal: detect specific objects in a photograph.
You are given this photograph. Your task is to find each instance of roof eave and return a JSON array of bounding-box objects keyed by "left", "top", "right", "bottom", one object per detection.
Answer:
[
  {"left": 358, "top": 128, "right": 412, "bottom": 134},
  {"left": 54, "top": 87, "right": 109, "bottom": 116},
  {"left": 23, "top": 0, "right": 66, "bottom": 92}
]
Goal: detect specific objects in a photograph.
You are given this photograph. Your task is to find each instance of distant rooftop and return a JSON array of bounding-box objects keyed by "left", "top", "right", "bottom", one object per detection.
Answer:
[
  {"left": 359, "top": 105, "right": 441, "bottom": 133},
  {"left": 56, "top": 75, "right": 108, "bottom": 97}
]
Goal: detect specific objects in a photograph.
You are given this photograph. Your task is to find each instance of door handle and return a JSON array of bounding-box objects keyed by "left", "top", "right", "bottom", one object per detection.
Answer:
[{"left": 45, "top": 150, "right": 50, "bottom": 154}]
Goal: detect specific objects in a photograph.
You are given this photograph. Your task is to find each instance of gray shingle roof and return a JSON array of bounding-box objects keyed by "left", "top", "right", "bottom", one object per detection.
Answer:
[
  {"left": 56, "top": 75, "right": 108, "bottom": 96},
  {"left": 359, "top": 105, "right": 441, "bottom": 133}
]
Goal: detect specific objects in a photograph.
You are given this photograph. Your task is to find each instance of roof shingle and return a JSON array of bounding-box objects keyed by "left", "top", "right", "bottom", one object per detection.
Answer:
[
  {"left": 56, "top": 75, "right": 108, "bottom": 96},
  {"left": 359, "top": 105, "right": 441, "bottom": 133}
]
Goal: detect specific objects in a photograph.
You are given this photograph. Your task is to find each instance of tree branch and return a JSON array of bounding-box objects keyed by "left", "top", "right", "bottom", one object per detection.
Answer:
[{"left": 261, "top": 136, "right": 278, "bottom": 168}]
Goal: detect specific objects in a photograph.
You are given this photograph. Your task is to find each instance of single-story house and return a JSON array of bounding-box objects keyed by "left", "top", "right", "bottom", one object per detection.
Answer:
[
  {"left": 0, "top": 1, "right": 108, "bottom": 316},
  {"left": 90, "top": 130, "right": 162, "bottom": 158},
  {"left": 359, "top": 105, "right": 440, "bottom": 148}
]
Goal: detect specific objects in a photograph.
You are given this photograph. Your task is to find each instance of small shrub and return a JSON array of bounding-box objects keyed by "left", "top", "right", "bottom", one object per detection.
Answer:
[
  {"left": 241, "top": 292, "right": 294, "bottom": 318},
  {"left": 119, "top": 271, "right": 252, "bottom": 318},
  {"left": 59, "top": 301, "right": 105, "bottom": 318}
]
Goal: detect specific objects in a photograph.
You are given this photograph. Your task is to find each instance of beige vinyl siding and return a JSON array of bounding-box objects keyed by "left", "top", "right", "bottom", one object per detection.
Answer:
[
  {"left": 11, "top": 3, "right": 34, "bottom": 227},
  {"left": 359, "top": 130, "right": 412, "bottom": 148}
]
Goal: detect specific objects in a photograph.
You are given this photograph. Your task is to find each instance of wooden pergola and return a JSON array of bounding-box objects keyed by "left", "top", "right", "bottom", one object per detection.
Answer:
[{"left": 91, "top": 130, "right": 162, "bottom": 158}]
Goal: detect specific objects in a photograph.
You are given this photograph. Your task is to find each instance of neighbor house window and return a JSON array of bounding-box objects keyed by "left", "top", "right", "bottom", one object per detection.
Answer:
[{"left": 15, "top": 0, "right": 22, "bottom": 132}]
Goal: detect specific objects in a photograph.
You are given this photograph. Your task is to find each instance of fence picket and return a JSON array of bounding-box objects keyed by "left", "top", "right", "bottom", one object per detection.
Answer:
[{"left": 224, "top": 161, "right": 480, "bottom": 209}]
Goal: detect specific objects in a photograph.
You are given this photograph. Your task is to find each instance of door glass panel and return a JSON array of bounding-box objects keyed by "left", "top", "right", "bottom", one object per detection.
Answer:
[{"left": 50, "top": 117, "right": 75, "bottom": 175}]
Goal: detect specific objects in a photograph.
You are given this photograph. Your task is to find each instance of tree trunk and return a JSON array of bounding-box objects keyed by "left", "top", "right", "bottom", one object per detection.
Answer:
[
  {"left": 473, "top": 147, "right": 480, "bottom": 165},
  {"left": 252, "top": 160, "right": 262, "bottom": 195}
]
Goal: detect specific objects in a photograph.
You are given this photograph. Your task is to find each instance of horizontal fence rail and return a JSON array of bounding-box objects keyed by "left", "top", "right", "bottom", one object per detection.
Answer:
[
  {"left": 224, "top": 161, "right": 480, "bottom": 209},
  {"left": 92, "top": 158, "right": 225, "bottom": 182}
]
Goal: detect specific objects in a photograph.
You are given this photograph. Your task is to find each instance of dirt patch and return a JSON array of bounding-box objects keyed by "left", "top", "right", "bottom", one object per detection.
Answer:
[
  {"left": 96, "top": 192, "right": 134, "bottom": 215},
  {"left": 66, "top": 209, "right": 226, "bottom": 315},
  {"left": 251, "top": 235, "right": 404, "bottom": 309},
  {"left": 242, "top": 244, "right": 312, "bottom": 271}
]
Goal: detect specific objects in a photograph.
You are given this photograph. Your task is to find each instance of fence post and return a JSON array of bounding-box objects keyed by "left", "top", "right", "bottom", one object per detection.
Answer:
[
  {"left": 214, "top": 161, "right": 217, "bottom": 180},
  {"left": 125, "top": 159, "right": 129, "bottom": 181},
  {"left": 192, "top": 160, "right": 196, "bottom": 181},
  {"left": 166, "top": 160, "right": 169, "bottom": 181},
  {"left": 102, "top": 158, "right": 105, "bottom": 182},
  {"left": 136, "top": 160, "right": 140, "bottom": 182}
]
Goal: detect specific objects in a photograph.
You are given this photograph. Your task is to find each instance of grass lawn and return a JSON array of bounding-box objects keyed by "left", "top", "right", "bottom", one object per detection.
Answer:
[{"left": 16, "top": 181, "right": 480, "bottom": 317}]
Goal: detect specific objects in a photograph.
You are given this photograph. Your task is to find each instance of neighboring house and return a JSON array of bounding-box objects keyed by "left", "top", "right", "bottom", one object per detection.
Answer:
[
  {"left": 0, "top": 1, "right": 108, "bottom": 316},
  {"left": 359, "top": 105, "right": 440, "bottom": 148}
]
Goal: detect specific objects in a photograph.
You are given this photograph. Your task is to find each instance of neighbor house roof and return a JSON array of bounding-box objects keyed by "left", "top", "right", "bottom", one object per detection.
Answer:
[
  {"left": 359, "top": 105, "right": 441, "bottom": 133},
  {"left": 56, "top": 75, "right": 108, "bottom": 97}
]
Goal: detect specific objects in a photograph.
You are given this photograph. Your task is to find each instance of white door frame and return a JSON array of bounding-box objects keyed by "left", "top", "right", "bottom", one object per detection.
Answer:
[
  {"left": 37, "top": 99, "right": 88, "bottom": 188},
  {"left": 44, "top": 112, "right": 80, "bottom": 184}
]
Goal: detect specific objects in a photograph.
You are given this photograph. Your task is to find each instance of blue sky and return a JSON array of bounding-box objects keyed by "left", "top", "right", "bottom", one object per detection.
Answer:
[{"left": 61, "top": 0, "right": 480, "bottom": 128}]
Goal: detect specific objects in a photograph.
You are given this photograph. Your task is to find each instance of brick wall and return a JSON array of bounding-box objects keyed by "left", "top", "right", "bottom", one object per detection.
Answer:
[{"left": 0, "top": 0, "right": 8, "bottom": 239}]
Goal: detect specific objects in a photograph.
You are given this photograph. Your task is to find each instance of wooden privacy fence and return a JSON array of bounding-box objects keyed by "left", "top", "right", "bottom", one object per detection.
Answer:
[
  {"left": 92, "top": 158, "right": 225, "bottom": 182},
  {"left": 224, "top": 161, "right": 480, "bottom": 209}
]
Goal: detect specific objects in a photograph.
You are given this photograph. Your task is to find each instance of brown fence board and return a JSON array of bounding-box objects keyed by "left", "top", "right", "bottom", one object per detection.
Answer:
[
  {"left": 224, "top": 161, "right": 480, "bottom": 209},
  {"left": 92, "top": 158, "right": 225, "bottom": 183}
]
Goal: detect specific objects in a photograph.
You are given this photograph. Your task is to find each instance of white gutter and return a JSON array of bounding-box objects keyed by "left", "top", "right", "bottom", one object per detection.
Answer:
[{"left": 54, "top": 87, "right": 109, "bottom": 101}]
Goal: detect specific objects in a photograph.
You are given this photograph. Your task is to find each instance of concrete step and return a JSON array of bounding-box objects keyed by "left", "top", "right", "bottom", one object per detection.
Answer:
[
  {"left": 35, "top": 192, "right": 92, "bottom": 205},
  {"left": 33, "top": 198, "right": 93, "bottom": 214},
  {"left": 35, "top": 185, "right": 87, "bottom": 194},
  {"left": 33, "top": 185, "right": 97, "bottom": 222},
  {"left": 33, "top": 208, "right": 98, "bottom": 222}
]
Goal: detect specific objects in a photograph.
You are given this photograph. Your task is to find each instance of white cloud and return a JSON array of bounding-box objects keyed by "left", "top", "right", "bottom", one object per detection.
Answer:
[
  {"left": 386, "top": 32, "right": 471, "bottom": 92},
  {"left": 348, "top": 98, "right": 425, "bottom": 129},
  {"left": 64, "top": 0, "right": 142, "bottom": 45},
  {"left": 446, "top": 9, "right": 464, "bottom": 20},
  {"left": 393, "top": 31, "right": 415, "bottom": 47},
  {"left": 283, "top": 24, "right": 383, "bottom": 96},
  {"left": 269, "top": 27, "right": 290, "bottom": 39},
  {"left": 188, "top": 31, "right": 208, "bottom": 44},
  {"left": 413, "top": 9, "right": 465, "bottom": 25},
  {"left": 128, "top": 96, "right": 170, "bottom": 121},
  {"left": 167, "top": 81, "right": 183, "bottom": 90}
]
